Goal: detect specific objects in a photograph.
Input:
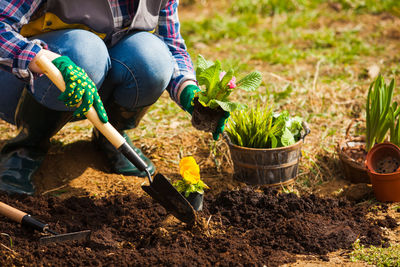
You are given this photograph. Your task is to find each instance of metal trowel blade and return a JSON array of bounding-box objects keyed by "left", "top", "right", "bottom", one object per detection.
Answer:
[
  {"left": 39, "top": 230, "right": 91, "bottom": 245},
  {"left": 141, "top": 173, "right": 196, "bottom": 225}
]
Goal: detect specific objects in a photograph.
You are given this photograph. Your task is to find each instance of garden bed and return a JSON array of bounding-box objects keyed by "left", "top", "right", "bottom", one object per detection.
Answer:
[{"left": 1, "top": 187, "right": 397, "bottom": 266}]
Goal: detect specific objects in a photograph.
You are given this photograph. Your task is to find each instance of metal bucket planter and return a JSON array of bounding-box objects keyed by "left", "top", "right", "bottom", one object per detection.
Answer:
[{"left": 226, "top": 136, "right": 303, "bottom": 186}]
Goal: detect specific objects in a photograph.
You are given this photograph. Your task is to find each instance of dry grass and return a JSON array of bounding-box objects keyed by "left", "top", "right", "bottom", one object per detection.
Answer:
[{"left": 1, "top": 1, "right": 399, "bottom": 195}]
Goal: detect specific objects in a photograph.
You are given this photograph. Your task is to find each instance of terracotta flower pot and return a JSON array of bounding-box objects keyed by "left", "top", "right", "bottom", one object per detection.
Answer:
[{"left": 366, "top": 142, "right": 400, "bottom": 202}]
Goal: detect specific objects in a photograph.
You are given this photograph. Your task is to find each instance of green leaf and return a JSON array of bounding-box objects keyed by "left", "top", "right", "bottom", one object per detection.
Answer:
[
  {"left": 236, "top": 71, "right": 262, "bottom": 91},
  {"left": 173, "top": 180, "right": 187, "bottom": 194},
  {"left": 196, "top": 54, "right": 214, "bottom": 76},
  {"left": 280, "top": 127, "right": 295, "bottom": 147},
  {"left": 269, "top": 134, "right": 278, "bottom": 148},
  {"left": 198, "top": 93, "right": 210, "bottom": 107},
  {"left": 287, "top": 116, "right": 303, "bottom": 139},
  {"left": 197, "top": 61, "right": 222, "bottom": 99},
  {"left": 365, "top": 75, "right": 396, "bottom": 151},
  {"left": 212, "top": 99, "right": 246, "bottom": 112}
]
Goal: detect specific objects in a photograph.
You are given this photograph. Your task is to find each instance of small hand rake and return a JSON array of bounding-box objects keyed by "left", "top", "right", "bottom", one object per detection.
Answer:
[{"left": 0, "top": 201, "right": 91, "bottom": 244}]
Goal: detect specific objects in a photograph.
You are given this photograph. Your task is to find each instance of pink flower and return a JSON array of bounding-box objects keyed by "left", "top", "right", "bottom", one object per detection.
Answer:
[
  {"left": 219, "top": 71, "right": 237, "bottom": 89},
  {"left": 228, "top": 76, "right": 237, "bottom": 89},
  {"left": 219, "top": 71, "right": 226, "bottom": 81}
]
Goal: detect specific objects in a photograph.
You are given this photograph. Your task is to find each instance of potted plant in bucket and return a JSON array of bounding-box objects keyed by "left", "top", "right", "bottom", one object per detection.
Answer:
[
  {"left": 173, "top": 156, "right": 209, "bottom": 211},
  {"left": 338, "top": 75, "right": 399, "bottom": 183},
  {"left": 224, "top": 103, "right": 310, "bottom": 186},
  {"left": 192, "top": 55, "right": 262, "bottom": 132}
]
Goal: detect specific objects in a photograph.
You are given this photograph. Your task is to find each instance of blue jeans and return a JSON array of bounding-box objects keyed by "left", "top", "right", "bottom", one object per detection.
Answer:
[{"left": 0, "top": 29, "right": 174, "bottom": 124}]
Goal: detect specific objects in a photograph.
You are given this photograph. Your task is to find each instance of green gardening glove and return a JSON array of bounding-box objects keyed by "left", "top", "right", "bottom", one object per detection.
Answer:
[
  {"left": 180, "top": 84, "right": 201, "bottom": 115},
  {"left": 180, "top": 84, "right": 230, "bottom": 140},
  {"left": 52, "top": 56, "right": 108, "bottom": 123},
  {"left": 212, "top": 110, "right": 230, "bottom": 140}
]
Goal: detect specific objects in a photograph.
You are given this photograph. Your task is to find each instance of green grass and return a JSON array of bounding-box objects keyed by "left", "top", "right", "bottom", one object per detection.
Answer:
[
  {"left": 229, "top": 0, "right": 400, "bottom": 16},
  {"left": 251, "top": 44, "right": 308, "bottom": 65},
  {"left": 336, "top": 0, "right": 400, "bottom": 15},
  {"left": 157, "top": 0, "right": 400, "bottom": 191},
  {"left": 183, "top": 2, "right": 381, "bottom": 69},
  {"left": 183, "top": 15, "right": 251, "bottom": 45},
  {"left": 229, "top": 0, "right": 324, "bottom": 16},
  {"left": 350, "top": 240, "right": 400, "bottom": 267}
]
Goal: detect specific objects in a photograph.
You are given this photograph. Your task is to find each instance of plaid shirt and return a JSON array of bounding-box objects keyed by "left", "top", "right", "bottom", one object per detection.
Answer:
[{"left": 0, "top": 0, "right": 195, "bottom": 103}]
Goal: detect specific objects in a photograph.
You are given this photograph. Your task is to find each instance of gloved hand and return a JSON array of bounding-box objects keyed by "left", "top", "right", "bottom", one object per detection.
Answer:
[
  {"left": 180, "top": 84, "right": 230, "bottom": 140},
  {"left": 212, "top": 110, "right": 230, "bottom": 140},
  {"left": 180, "top": 84, "right": 201, "bottom": 115},
  {"left": 52, "top": 56, "right": 108, "bottom": 123}
]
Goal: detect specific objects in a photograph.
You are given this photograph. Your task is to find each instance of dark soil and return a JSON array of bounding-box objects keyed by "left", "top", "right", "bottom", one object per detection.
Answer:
[
  {"left": 375, "top": 156, "right": 400, "bottom": 173},
  {"left": 191, "top": 97, "right": 226, "bottom": 133},
  {"left": 0, "top": 187, "right": 397, "bottom": 267}
]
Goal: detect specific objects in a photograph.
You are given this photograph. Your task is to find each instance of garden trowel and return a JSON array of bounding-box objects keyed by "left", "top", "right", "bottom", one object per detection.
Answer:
[
  {"left": 0, "top": 201, "right": 91, "bottom": 244},
  {"left": 35, "top": 54, "right": 196, "bottom": 225}
]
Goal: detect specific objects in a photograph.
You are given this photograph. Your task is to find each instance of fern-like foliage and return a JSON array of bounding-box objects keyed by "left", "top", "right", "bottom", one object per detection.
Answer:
[
  {"left": 225, "top": 104, "right": 304, "bottom": 148},
  {"left": 236, "top": 71, "right": 262, "bottom": 91}
]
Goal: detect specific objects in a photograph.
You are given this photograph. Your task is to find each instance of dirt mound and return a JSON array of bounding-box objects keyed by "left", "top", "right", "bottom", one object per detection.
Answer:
[
  {"left": 206, "top": 188, "right": 394, "bottom": 254},
  {"left": 0, "top": 188, "right": 397, "bottom": 266}
]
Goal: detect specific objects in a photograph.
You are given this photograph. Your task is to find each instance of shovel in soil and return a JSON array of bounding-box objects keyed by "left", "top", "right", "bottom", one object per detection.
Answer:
[
  {"left": 35, "top": 55, "right": 196, "bottom": 225},
  {"left": 0, "top": 201, "right": 91, "bottom": 244}
]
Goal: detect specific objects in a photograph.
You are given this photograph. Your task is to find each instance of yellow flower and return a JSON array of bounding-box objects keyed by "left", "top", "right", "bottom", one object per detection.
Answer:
[{"left": 179, "top": 156, "right": 200, "bottom": 185}]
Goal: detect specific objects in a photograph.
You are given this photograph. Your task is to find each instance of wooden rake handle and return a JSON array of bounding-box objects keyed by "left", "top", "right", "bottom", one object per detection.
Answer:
[
  {"left": 35, "top": 54, "right": 150, "bottom": 177},
  {"left": 0, "top": 201, "right": 26, "bottom": 223},
  {"left": 0, "top": 201, "right": 52, "bottom": 233}
]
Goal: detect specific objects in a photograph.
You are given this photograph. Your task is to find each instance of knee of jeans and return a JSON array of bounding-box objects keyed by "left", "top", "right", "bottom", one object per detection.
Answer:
[
  {"left": 55, "top": 30, "right": 111, "bottom": 85},
  {"left": 141, "top": 65, "right": 173, "bottom": 105},
  {"left": 138, "top": 53, "right": 174, "bottom": 106}
]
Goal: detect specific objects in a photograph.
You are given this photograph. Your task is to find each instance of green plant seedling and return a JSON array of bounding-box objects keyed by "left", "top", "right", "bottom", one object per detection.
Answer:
[
  {"left": 1, "top": 233, "right": 13, "bottom": 249},
  {"left": 388, "top": 101, "right": 400, "bottom": 147},
  {"left": 173, "top": 157, "right": 209, "bottom": 197},
  {"left": 196, "top": 54, "right": 262, "bottom": 113},
  {"left": 366, "top": 75, "right": 396, "bottom": 151},
  {"left": 225, "top": 103, "right": 304, "bottom": 148}
]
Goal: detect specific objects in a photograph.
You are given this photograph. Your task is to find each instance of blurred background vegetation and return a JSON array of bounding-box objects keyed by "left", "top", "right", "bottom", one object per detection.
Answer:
[{"left": 163, "top": 0, "right": 400, "bottom": 190}]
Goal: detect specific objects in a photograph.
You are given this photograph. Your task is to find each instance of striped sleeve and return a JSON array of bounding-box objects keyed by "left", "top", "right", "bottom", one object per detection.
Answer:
[
  {"left": 0, "top": 0, "right": 45, "bottom": 81},
  {"left": 157, "top": 0, "right": 196, "bottom": 105}
]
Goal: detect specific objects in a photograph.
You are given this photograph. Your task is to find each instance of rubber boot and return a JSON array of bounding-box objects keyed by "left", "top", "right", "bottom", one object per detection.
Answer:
[
  {"left": 92, "top": 101, "right": 155, "bottom": 177},
  {"left": 0, "top": 88, "right": 73, "bottom": 195}
]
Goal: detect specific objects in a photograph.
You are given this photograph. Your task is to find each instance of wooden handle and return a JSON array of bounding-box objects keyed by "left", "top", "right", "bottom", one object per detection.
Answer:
[
  {"left": 35, "top": 54, "right": 126, "bottom": 149},
  {"left": 0, "top": 201, "right": 27, "bottom": 223}
]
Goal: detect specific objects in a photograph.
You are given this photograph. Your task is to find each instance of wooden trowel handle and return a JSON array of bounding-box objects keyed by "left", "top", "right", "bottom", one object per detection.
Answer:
[
  {"left": 0, "top": 201, "right": 26, "bottom": 223},
  {"left": 35, "top": 54, "right": 126, "bottom": 149},
  {"left": 34, "top": 54, "right": 149, "bottom": 175}
]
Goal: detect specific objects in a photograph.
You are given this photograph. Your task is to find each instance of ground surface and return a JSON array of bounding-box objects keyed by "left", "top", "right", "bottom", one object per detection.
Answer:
[
  {"left": 1, "top": 188, "right": 398, "bottom": 266},
  {"left": 1, "top": 0, "right": 400, "bottom": 266}
]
